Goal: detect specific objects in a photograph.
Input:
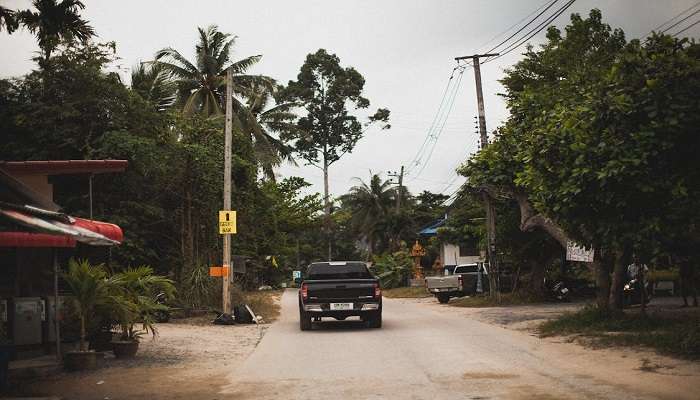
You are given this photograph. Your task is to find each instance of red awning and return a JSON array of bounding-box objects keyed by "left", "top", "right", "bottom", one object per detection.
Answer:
[
  {"left": 0, "top": 207, "right": 123, "bottom": 248},
  {"left": 0, "top": 160, "right": 128, "bottom": 175}
]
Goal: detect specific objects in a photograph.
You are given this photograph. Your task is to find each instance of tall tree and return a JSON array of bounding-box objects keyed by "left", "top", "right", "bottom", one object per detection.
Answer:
[
  {"left": 16, "top": 0, "right": 94, "bottom": 67},
  {"left": 130, "top": 62, "right": 177, "bottom": 112},
  {"left": 281, "top": 49, "right": 390, "bottom": 260},
  {"left": 153, "top": 25, "right": 270, "bottom": 117}
]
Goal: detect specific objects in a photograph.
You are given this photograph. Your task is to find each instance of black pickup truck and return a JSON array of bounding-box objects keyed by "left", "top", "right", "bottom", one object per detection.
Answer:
[{"left": 298, "top": 261, "right": 382, "bottom": 330}]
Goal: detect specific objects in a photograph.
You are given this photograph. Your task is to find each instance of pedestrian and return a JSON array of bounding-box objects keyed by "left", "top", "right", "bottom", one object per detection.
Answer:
[{"left": 678, "top": 255, "right": 698, "bottom": 308}]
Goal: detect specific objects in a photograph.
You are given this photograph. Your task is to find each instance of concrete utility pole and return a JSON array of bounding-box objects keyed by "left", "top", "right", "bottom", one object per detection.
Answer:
[
  {"left": 455, "top": 53, "right": 499, "bottom": 297},
  {"left": 388, "top": 166, "right": 405, "bottom": 214},
  {"left": 222, "top": 68, "right": 233, "bottom": 315}
]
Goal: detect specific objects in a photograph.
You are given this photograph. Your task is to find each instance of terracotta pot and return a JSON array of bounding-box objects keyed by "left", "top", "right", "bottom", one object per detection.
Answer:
[
  {"left": 63, "top": 351, "right": 98, "bottom": 371},
  {"left": 111, "top": 340, "right": 139, "bottom": 358}
]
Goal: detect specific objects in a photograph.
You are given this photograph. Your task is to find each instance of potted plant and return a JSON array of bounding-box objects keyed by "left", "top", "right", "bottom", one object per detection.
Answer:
[
  {"left": 111, "top": 266, "right": 175, "bottom": 358},
  {"left": 0, "top": 324, "right": 13, "bottom": 390},
  {"left": 61, "top": 259, "right": 123, "bottom": 371}
]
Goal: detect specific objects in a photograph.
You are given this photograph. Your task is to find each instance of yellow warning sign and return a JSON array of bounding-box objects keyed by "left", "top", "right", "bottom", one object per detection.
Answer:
[{"left": 219, "top": 211, "right": 237, "bottom": 234}]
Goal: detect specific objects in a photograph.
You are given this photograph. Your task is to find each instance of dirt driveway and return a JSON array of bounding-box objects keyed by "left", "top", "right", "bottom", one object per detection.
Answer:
[{"left": 13, "top": 322, "right": 266, "bottom": 400}]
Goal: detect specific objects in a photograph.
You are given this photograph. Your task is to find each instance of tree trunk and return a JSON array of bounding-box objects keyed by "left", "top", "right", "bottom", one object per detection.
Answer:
[
  {"left": 80, "top": 315, "right": 86, "bottom": 352},
  {"left": 526, "top": 259, "right": 546, "bottom": 299},
  {"left": 609, "top": 249, "right": 628, "bottom": 312},
  {"left": 594, "top": 250, "right": 612, "bottom": 311},
  {"left": 323, "top": 156, "right": 332, "bottom": 261}
]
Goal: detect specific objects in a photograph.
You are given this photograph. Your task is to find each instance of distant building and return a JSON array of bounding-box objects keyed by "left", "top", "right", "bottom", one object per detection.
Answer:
[{"left": 418, "top": 217, "right": 483, "bottom": 274}]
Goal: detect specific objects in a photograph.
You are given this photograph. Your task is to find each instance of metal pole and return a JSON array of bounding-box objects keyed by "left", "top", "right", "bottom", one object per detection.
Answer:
[
  {"left": 88, "top": 174, "right": 93, "bottom": 219},
  {"left": 222, "top": 68, "right": 233, "bottom": 315},
  {"left": 53, "top": 250, "right": 61, "bottom": 362},
  {"left": 396, "top": 165, "right": 404, "bottom": 214}
]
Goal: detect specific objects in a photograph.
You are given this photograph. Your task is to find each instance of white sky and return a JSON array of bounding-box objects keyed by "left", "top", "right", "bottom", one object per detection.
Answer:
[{"left": 2, "top": 0, "right": 698, "bottom": 198}]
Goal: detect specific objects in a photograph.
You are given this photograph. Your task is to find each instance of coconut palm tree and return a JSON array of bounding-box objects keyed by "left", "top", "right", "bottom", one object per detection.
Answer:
[
  {"left": 153, "top": 25, "right": 271, "bottom": 117},
  {"left": 341, "top": 174, "right": 396, "bottom": 258},
  {"left": 237, "top": 83, "right": 298, "bottom": 180},
  {"left": 0, "top": 6, "right": 18, "bottom": 33},
  {"left": 16, "top": 0, "right": 95, "bottom": 67},
  {"left": 130, "top": 62, "right": 177, "bottom": 111}
]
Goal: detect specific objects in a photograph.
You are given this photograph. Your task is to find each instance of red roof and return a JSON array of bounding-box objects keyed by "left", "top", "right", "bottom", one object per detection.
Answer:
[{"left": 0, "top": 160, "right": 128, "bottom": 175}]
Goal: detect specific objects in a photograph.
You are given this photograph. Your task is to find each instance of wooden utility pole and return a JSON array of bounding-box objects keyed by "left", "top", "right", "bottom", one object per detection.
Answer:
[
  {"left": 455, "top": 53, "right": 499, "bottom": 297},
  {"left": 222, "top": 68, "right": 233, "bottom": 315}
]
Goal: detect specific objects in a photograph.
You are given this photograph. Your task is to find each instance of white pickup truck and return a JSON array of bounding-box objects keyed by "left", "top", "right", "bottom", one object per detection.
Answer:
[{"left": 425, "top": 263, "right": 488, "bottom": 303}]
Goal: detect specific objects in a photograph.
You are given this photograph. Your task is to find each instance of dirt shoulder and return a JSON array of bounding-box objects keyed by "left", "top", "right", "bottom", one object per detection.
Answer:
[{"left": 12, "top": 292, "right": 282, "bottom": 400}]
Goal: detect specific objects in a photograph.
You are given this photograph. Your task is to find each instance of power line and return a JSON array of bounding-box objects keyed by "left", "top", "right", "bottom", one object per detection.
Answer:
[
  {"left": 475, "top": 0, "right": 558, "bottom": 53},
  {"left": 407, "top": 67, "right": 467, "bottom": 180},
  {"left": 484, "top": 0, "right": 576, "bottom": 64},
  {"left": 673, "top": 18, "right": 700, "bottom": 37},
  {"left": 661, "top": 8, "right": 700, "bottom": 34},
  {"left": 650, "top": 1, "right": 700, "bottom": 34},
  {"left": 403, "top": 67, "right": 460, "bottom": 175},
  {"left": 484, "top": 0, "right": 561, "bottom": 55}
]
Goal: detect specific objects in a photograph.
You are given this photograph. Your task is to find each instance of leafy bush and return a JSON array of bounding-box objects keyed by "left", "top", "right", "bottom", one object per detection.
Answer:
[{"left": 371, "top": 250, "right": 413, "bottom": 288}]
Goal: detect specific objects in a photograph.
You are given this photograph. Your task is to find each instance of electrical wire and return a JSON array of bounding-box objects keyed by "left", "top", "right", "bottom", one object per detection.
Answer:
[
  {"left": 407, "top": 67, "right": 467, "bottom": 180},
  {"left": 403, "top": 67, "right": 460, "bottom": 176},
  {"left": 650, "top": 1, "right": 700, "bottom": 34},
  {"left": 483, "top": 0, "right": 561, "bottom": 55},
  {"left": 475, "top": 0, "right": 558, "bottom": 53},
  {"left": 661, "top": 8, "right": 700, "bottom": 34},
  {"left": 672, "top": 18, "right": 700, "bottom": 37},
  {"left": 484, "top": 0, "right": 576, "bottom": 64}
]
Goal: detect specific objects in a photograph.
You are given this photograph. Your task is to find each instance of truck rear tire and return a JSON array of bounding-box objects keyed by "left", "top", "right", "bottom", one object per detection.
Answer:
[
  {"left": 299, "top": 311, "right": 312, "bottom": 331},
  {"left": 437, "top": 294, "right": 450, "bottom": 304},
  {"left": 368, "top": 312, "right": 382, "bottom": 328}
]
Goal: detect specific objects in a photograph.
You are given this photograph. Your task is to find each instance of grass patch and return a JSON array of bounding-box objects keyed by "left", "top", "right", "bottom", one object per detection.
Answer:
[
  {"left": 450, "top": 293, "right": 539, "bottom": 308},
  {"left": 245, "top": 290, "right": 283, "bottom": 323},
  {"left": 383, "top": 287, "right": 432, "bottom": 298},
  {"left": 539, "top": 305, "right": 700, "bottom": 359}
]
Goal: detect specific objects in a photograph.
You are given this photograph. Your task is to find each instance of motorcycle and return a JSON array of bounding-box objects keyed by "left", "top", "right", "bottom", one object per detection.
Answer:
[
  {"left": 544, "top": 278, "right": 571, "bottom": 302},
  {"left": 623, "top": 279, "right": 652, "bottom": 307}
]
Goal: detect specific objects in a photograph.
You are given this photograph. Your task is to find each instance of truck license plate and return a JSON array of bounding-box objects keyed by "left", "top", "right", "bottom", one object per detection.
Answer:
[{"left": 330, "top": 303, "right": 353, "bottom": 310}]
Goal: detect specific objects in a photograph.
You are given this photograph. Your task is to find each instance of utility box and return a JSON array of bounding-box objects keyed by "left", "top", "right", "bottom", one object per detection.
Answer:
[{"left": 13, "top": 297, "right": 44, "bottom": 346}]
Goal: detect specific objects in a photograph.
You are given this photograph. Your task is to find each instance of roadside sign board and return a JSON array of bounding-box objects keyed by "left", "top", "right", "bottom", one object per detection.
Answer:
[
  {"left": 566, "top": 241, "right": 594, "bottom": 262},
  {"left": 219, "top": 211, "right": 237, "bottom": 234},
  {"left": 209, "top": 266, "right": 229, "bottom": 277},
  {"left": 293, "top": 270, "right": 301, "bottom": 280}
]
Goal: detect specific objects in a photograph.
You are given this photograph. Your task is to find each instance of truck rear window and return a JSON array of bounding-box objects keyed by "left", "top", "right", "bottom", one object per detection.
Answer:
[
  {"left": 455, "top": 265, "right": 479, "bottom": 274},
  {"left": 306, "top": 262, "right": 372, "bottom": 280}
]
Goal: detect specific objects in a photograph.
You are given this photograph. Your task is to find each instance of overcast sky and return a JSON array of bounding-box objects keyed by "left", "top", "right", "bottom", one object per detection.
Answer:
[{"left": 2, "top": 0, "right": 698, "bottom": 198}]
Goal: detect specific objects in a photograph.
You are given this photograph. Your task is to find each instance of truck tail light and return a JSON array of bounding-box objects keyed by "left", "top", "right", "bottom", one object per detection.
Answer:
[
  {"left": 373, "top": 283, "right": 382, "bottom": 297},
  {"left": 301, "top": 283, "right": 308, "bottom": 300},
  {"left": 458, "top": 275, "right": 463, "bottom": 290}
]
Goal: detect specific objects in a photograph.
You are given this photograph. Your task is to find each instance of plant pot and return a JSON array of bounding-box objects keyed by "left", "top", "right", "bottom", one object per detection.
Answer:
[
  {"left": 90, "top": 331, "right": 115, "bottom": 352},
  {"left": 111, "top": 340, "right": 139, "bottom": 358},
  {"left": 63, "top": 351, "right": 98, "bottom": 371}
]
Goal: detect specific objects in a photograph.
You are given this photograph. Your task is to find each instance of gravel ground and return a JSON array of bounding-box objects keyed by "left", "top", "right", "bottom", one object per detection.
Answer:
[{"left": 13, "top": 322, "right": 267, "bottom": 400}]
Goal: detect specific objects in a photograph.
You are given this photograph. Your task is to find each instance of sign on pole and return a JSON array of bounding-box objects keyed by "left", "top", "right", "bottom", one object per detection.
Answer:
[
  {"left": 219, "top": 211, "right": 237, "bottom": 234},
  {"left": 566, "top": 241, "right": 594, "bottom": 263}
]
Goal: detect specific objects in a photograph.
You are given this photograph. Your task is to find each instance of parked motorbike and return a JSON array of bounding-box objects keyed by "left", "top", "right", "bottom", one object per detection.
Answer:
[
  {"left": 544, "top": 278, "right": 570, "bottom": 302},
  {"left": 623, "top": 279, "right": 652, "bottom": 307}
]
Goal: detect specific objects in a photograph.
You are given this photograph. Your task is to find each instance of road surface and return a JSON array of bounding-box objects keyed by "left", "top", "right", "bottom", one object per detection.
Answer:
[{"left": 222, "top": 289, "right": 698, "bottom": 400}]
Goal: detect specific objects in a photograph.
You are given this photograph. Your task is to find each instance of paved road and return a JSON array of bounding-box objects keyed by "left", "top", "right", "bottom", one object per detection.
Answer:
[{"left": 222, "top": 290, "right": 695, "bottom": 400}]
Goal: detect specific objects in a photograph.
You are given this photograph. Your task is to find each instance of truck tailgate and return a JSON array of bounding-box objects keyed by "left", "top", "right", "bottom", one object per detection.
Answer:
[
  {"left": 305, "top": 279, "right": 376, "bottom": 302},
  {"left": 425, "top": 276, "right": 459, "bottom": 289}
]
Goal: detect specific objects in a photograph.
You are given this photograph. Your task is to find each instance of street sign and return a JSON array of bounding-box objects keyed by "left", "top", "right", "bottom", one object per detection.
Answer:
[
  {"left": 293, "top": 270, "right": 301, "bottom": 280},
  {"left": 566, "top": 241, "right": 594, "bottom": 262},
  {"left": 209, "top": 265, "right": 230, "bottom": 277},
  {"left": 219, "top": 211, "right": 237, "bottom": 234}
]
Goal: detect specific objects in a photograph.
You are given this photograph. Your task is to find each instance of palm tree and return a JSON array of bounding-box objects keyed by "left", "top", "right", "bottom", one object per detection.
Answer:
[
  {"left": 153, "top": 25, "right": 271, "bottom": 117},
  {"left": 0, "top": 6, "right": 18, "bottom": 33},
  {"left": 130, "top": 62, "right": 177, "bottom": 111},
  {"left": 16, "top": 0, "right": 95, "bottom": 67},
  {"left": 341, "top": 174, "right": 396, "bottom": 258},
  {"left": 238, "top": 83, "right": 298, "bottom": 180}
]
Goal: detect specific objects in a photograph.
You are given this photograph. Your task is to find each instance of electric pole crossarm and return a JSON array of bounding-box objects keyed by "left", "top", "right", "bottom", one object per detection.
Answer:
[{"left": 455, "top": 53, "right": 499, "bottom": 61}]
